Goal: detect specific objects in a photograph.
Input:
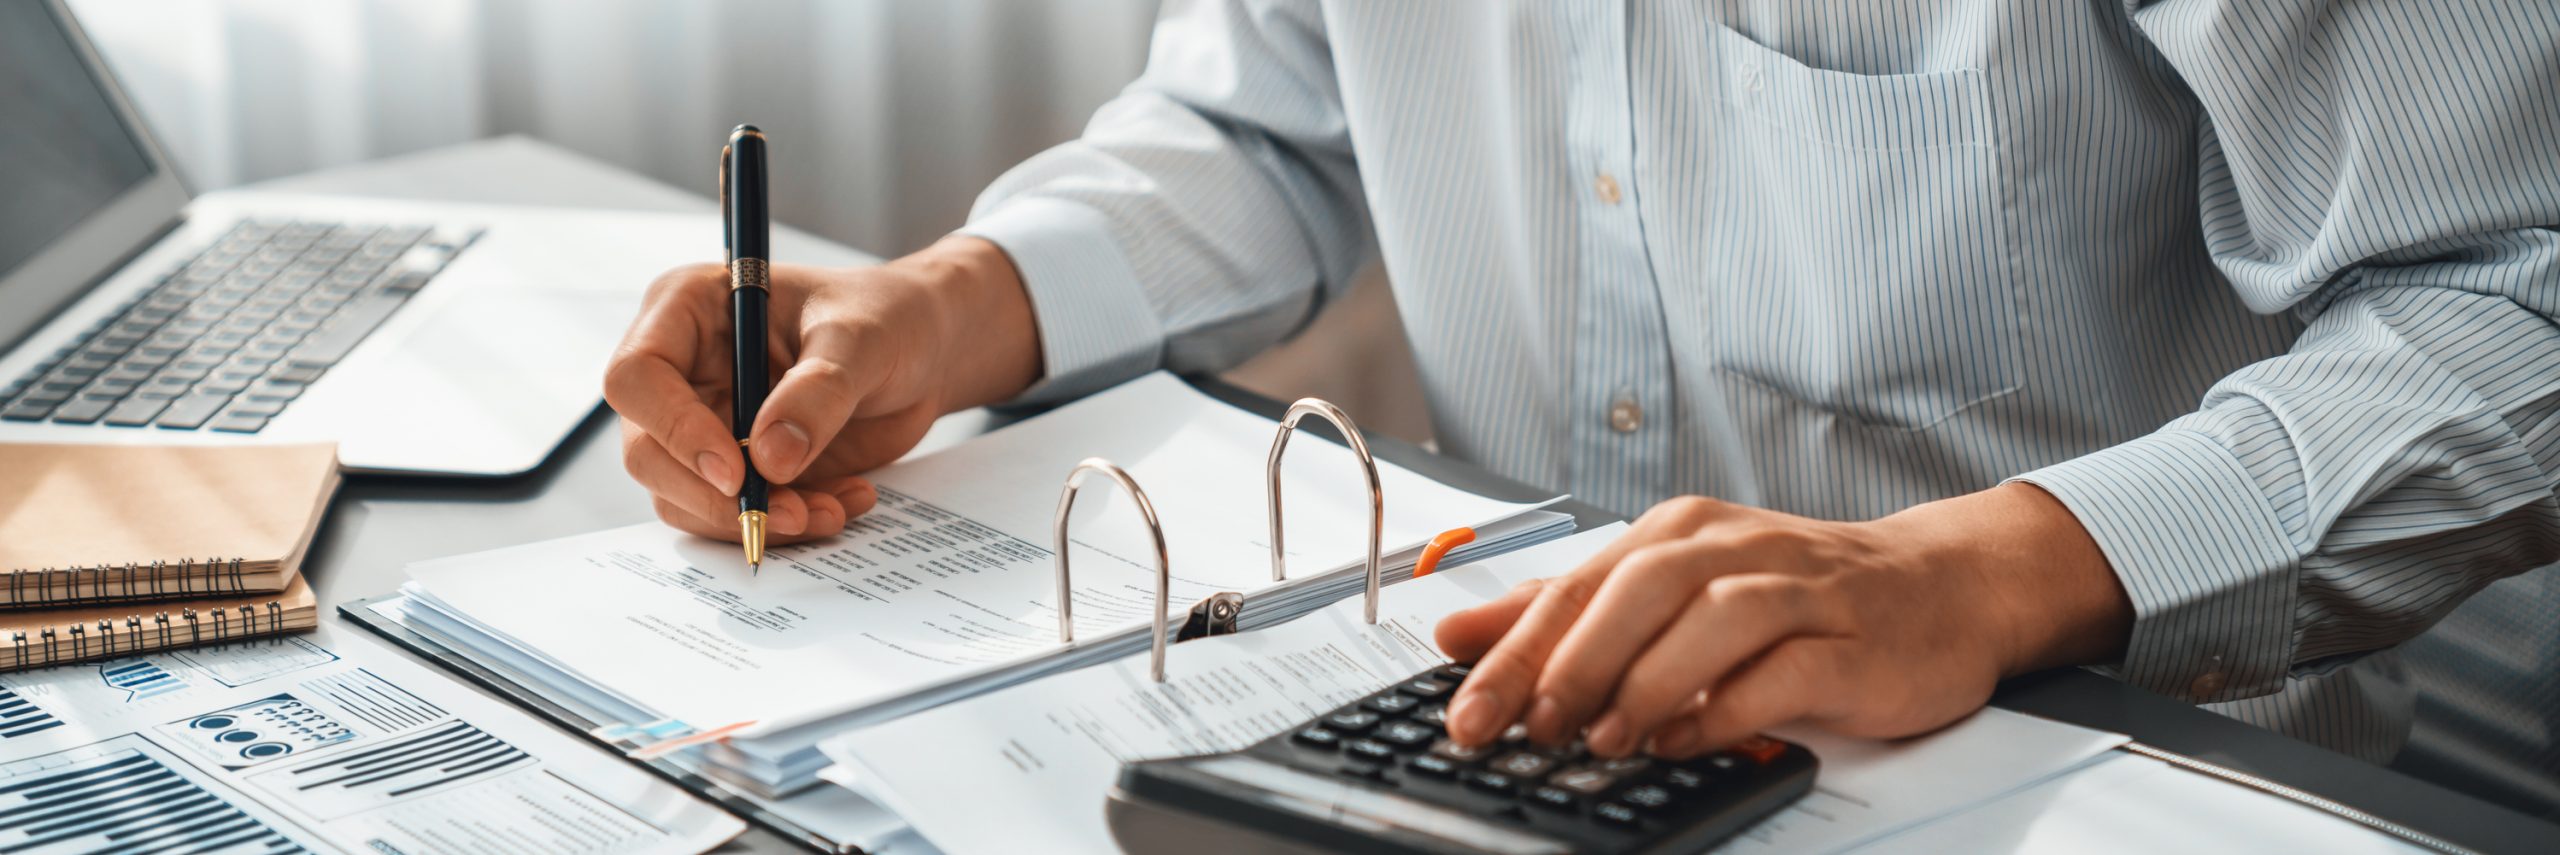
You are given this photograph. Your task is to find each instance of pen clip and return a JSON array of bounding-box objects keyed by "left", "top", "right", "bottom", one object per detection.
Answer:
[{"left": 717, "top": 143, "right": 732, "bottom": 256}]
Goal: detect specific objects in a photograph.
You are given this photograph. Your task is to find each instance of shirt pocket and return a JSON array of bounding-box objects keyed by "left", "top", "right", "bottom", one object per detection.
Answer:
[{"left": 1693, "top": 21, "right": 2017, "bottom": 431}]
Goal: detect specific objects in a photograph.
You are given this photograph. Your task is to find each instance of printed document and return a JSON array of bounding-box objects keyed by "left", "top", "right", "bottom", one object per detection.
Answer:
[
  {"left": 0, "top": 622, "right": 740, "bottom": 855},
  {"left": 405, "top": 373, "right": 1548, "bottom": 737}
]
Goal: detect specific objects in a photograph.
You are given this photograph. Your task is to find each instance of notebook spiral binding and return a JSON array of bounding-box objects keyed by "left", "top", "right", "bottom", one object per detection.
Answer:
[
  {"left": 0, "top": 557, "right": 252, "bottom": 608},
  {"left": 3, "top": 596, "right": 288, "bottom": 670}
]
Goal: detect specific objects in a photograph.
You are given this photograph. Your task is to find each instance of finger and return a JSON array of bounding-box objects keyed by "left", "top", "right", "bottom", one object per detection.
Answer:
[
  {"left": 1441, "top": 506, "right": 1719, "bottom": 746},
  {"left": 652, "top": 496, "right": 735, "bottom": 542},
  {"left": 625, "top": 427, "right": 807, "bottom": 535},
  {"left": 1530, "top": 540, "right": 1729, "bottom": 749},
  {"left": 1434, "top": 578, "right": 1546, "bottom": 663},
  {"left": 805, "top": 476, "right": 881, "bottom": 521},
  {"left": 1653, "top": 639, "right": 1848, "bottom": 758},
  {"left": 1583, "top": 574, "right": 1826, "bottom": 757},
  {"left": 606, "top": 266, "right": 743, "bottom": 495},
  {"left": 751, "top": 296, "right": 889, "bottom": 484}
]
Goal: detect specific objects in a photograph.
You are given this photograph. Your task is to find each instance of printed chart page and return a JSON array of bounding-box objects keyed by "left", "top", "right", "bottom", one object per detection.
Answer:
[
  {"left": 824, "top": 523, "right": 2132, "bottom": 855},
  {"left": 0, "top": 623, "right": 740, "bottom": 855},
  {"left": 407, "top": 372, "right": 1547, "bottom": 735}
]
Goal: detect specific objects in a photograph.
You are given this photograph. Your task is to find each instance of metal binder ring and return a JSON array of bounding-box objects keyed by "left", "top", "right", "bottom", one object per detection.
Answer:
[
  {"left": 1053, "top": 458, "right": 1175, "bottom": 682},
  {"left": 1265, "top": 398, "right": 1388, "bottom": 624}
]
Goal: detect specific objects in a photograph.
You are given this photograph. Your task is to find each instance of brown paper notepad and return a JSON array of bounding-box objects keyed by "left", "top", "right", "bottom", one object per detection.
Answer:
[
  {"left": 0, "top": 574, "right": 318, "bottom": 671},
  {"left": 0, "top": 443, "right": 340, "bottom": 607}
]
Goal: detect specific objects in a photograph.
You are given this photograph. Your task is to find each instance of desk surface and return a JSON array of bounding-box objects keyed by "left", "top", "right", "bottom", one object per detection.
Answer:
[{"left": 260, "top": 137, "right": 2559, "bottom": 854}]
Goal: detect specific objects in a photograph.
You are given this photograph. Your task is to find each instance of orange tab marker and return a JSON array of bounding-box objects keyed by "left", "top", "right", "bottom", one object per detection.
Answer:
[{"left": 1412, "top": 527, "right": 1477, "bottom": 579}]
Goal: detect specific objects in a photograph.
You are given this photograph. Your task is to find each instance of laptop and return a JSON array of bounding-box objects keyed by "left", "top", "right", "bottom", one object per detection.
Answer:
[{"left": 0, "top": 0, "right": 728, "bottom": 476}]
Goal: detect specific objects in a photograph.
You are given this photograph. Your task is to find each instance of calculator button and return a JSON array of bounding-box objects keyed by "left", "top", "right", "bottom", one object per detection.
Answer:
[
  {"left": 1363, "top": 694, "right": 1421, "bottom": 715},
  {"left": 1374, "top": 721, "right": 1438, "bottom": 749},
  {"left": 1407, "top": 754, "right": 1460, "bottom": 779},
  {"left": 1397, "top": 678, "right": 1452, "bottom": 700},
  {"left": 1548, "top": 768, "right": 1615, "bottom": 796},
  {"left": 1341, "top": 760, "right": 1388, "bottom": 781},
  {"left": 1430, "top": 739, "right": 1494, "bottom": 763},
  {"left": 1620, "top": 784, "right": 1675, "bottom": 811},
  {"left": 1593, "top": 802, "right": 1642, "bottom": 828},
  {"left": 1292, "top": 727, "right": 1342, "bottom": 750},
  {"left": 1437, "top": 663, "right": 1473, "bottom": 680},
  {"left": 1527, "top": 786, "right": 1579, "bottom": 811},
  {"left": 1662, "top": 768, "right": 1713, "bottom": 791},
  {"left": 1325, "top": 711, "right": 1381, "bottom": 733},
  {"left": 1411, "top": 705, "right": 1448, "bottom": 726},
  {"left": 1736, "top": 735, "right": 1787, "bottom": 764},
  {"left": 1461, "top": 770, "right": 1518, "bottom": 795},
  {"left": 1594, "top": 756, "right": 1652, "bottom": 776},
  {"left": 1487, "top": 751, "right": 1556, "bottom": 779},
  {"left": 1345, "top": 740, "right": 1397, "bottom": 763},
  {"left": 1526, "top": 741, "right": 1587, "bottom": 764}
]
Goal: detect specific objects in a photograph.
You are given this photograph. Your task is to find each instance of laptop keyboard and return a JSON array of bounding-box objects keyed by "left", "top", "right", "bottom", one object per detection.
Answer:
[{"left": 0, "top": 219, "right": 479, "bottom": 433}]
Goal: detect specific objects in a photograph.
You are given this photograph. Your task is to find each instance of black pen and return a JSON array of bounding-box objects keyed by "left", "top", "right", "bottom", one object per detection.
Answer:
[{"left": 722, "top": 125, "right": 771, "bottom": 573}]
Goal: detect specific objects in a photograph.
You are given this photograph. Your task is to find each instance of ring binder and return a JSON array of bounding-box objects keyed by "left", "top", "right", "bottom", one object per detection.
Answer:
[
  {"left": 1264, "top": 398, "right": 1388, "bottom": 623},
  {"left": 1053, "top": 458, "right": 1176, "bottom": 682}
]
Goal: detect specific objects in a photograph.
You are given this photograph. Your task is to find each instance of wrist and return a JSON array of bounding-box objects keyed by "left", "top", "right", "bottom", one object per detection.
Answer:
[
  {"left": 888, "top": 236, "right": 1042, "bottom": 410},
  {"left": 1870, "top": 482, "right": 2132, "bottom": 678}
]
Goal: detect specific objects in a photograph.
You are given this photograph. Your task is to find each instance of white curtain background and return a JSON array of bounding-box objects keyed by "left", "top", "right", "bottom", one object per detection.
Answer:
[
  {"left": 66, "top": 0, "right": 1158, "bottom": 257},
  {"left": 65, "top": 0, "right": 1434, "bottom": 438}
]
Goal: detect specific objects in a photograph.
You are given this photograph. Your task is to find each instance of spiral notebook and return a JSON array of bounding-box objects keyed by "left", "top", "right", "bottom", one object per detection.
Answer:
[
  {"left": 0, "top": 442, "right": 340, "bottom": 607},
  {"left": 0, "top": 574, "right": 319, "bottom": 671}
]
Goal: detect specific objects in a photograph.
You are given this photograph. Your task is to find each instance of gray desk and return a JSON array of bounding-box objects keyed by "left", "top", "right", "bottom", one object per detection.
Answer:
[{"left": 263, "top": 137, "right": 2559, "bottom": 854}]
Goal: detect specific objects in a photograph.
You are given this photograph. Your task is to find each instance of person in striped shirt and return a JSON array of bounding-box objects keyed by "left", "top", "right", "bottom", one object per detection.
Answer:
[{"left": 606, "top": 1, "right": 2560, "bottom": 813}]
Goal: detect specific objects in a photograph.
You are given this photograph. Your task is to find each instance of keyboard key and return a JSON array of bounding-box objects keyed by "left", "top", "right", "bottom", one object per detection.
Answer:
[
  {"left": 1362, "top": 693, "right": 1419, "bottom": 716},
  {"left": 1593, "top": 802, "right": 1641, "bottom": 828},
  {"left": 221, "top": 397, "right": 287, "bottom": 417},
  {"left": 83, "top": 378, "right": 138, "bottom": 399},
  {"left": 1548, "top": 767, "right": 1615, "bottom": 796},
  {"left": 102, "top": 396, "right": 172, "bottom": 426},
  {"left": 1373, "top": 721, "right": 1438, "bottom": 749},
  {"left": 1619, "top": 784, "right": 1674, "bottom": 811},
  {"left": 1291, "top": 727, "right": 1342, "bottom": 750},
  {"left": 207, "top": 411, "right": 270, "bottom": 434},
  {"left": 1487, "top": 751, "right": 1556, "bottom": 779},
  {"left": 286, "top": 292, "right": 407, "bottom": 369},
  {"left": 1324, "top": 711, "right": 1380, "bottom": 734},
  {"left": 1406, "top": 755, "right": 1459, "bottom": 779},
  {"left": 153, "top": 392, "right": 232, "bottom": 429},
  {"left": 49, "top": 397, "right": 114, "bottom": 425},
  {"left": 1527, "top": 786, "right": 1578, "bottom": 811},
  {"left": 1460, "top": 770, "right": 1517, "bottom": 795},
  {"left": 2, "top": 399, "right": 59, "bottom": 421},
  {"left": 1345, "top": 740, "right": 1396, "bottom": 763},
  {"left": 243, "top": 380, "right": 304, "bottom": 403}
]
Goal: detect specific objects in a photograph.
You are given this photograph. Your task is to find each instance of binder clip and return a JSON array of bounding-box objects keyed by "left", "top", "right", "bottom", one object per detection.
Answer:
[
  {"left": 1054, "top": 458, "right": 1176, "bottom": 682},
  {"left": 1265, "top": 398, "right": 1388, "bottom": 623}
]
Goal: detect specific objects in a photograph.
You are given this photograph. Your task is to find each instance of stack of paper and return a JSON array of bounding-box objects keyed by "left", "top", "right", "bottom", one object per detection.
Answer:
[
  {"left": 817, "top": 526, "right": 2134, "bottom": 855},
  {"left": 393, "top": 373, "right": 1571, "bottom": 799}
]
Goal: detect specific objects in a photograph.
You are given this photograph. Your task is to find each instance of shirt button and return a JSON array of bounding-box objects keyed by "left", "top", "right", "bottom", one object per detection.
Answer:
[
  {"left": 1594, "top": 173, "right": 1622, "bottom": 205},
  {"left": 1607, "top": 398, "right": 1642, "bottom": 433},
  {"left": 2188, "top": 670, "right": 2228, "bottom": 699}
]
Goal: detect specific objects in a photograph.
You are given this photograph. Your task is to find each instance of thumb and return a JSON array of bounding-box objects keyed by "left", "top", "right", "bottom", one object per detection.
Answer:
[{"left": 750, "top": 317, "right": 882, "bottom": 483}]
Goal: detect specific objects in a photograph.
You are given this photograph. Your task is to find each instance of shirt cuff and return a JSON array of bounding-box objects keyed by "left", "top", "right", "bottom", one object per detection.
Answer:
[
  {"left": 956, "top": 198, "right": 1163, "bottom": 404},
  {"left": 2008, "top": 428, "right": 2299, "bottom": 704}
]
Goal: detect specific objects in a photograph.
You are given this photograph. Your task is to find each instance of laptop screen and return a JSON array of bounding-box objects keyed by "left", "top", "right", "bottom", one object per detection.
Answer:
[{"left": 0, "top": 0, "right": 158, "bottom": 332}]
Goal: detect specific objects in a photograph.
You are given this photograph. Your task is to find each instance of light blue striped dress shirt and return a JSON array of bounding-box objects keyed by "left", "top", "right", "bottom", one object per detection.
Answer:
[{"left": 957, "top": 0, "right": 2560, "bottom": 808}]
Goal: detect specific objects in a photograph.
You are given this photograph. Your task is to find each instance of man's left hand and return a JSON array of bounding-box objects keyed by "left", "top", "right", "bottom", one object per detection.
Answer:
[{"left": 1434, "top": 483, "right": 2131, "bottom": 758}]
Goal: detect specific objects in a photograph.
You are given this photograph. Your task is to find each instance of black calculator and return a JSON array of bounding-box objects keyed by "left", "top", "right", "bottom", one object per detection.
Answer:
[{"left": 1104, "top": 663, "right": 1818, "bottom": 855}]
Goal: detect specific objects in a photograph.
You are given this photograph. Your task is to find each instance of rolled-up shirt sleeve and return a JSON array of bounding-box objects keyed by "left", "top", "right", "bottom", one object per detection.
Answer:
[
  {"left": 957, "top": 0, "right": 1373, "bottom": 403},
  {"left": 2013, "top": 0, "right": 2560, "bottom": 703}
]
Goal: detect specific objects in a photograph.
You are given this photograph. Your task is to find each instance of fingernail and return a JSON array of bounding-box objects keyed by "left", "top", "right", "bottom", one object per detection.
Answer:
[
  {"left": 696, "top": 452, "right": 736, "bottom": 496},
  {"left": 1654, "top": 721, "right": 1702, "bottom": 758},
  {"left": 1526, "top": 696, "right": 1564, "bottom": 741},
  {"left": 1451, "top": 690, "right": 1501, "bottom": 743},
  {"left": 760, "top": 421, "right": 810, "bottom": 477},
  {"left": 1588, "top": 712, "right": 1630, "bottom": 757}
]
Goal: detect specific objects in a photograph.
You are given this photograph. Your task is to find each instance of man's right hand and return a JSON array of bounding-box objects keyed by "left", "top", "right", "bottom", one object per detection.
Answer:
[{"left": 603, "top": 236, "right": 1042, "bottom": 544}]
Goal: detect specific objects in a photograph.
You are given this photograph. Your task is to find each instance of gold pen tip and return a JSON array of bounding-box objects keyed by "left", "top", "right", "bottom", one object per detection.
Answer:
[{"left": 739, "top": 510, "right": 768, "bottom": 574}]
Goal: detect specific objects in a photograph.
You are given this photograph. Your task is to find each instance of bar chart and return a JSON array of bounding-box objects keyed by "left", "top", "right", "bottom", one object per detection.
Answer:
[
  {"left": 254, "top": 719, "right": 530, "bottom": 819},
  {"left": 0, "top": 736, "right": 315, "bottom": 855}
]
